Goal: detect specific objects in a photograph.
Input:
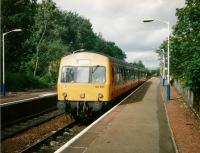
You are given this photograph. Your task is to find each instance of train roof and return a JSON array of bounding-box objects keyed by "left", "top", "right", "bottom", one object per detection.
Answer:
[{"left": 62, "top": 51, "right": 145, "bottom": 71}]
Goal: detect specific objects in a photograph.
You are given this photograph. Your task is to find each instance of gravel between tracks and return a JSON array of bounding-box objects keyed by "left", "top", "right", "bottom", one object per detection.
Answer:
[
  {"left": 162, "top": 85, "right": 200, "bottom": 153},
  {"left": 1, "top": 114, "right": 72, "bottom": 153}
]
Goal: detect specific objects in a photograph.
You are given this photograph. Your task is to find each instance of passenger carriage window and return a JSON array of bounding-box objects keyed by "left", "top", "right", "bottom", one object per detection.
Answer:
[
  {"left": 132, "top": 70, "right": 134, "bottom": 79},
  {"left": 61, "top": 67, "right": 74, "bottom": 83},
  {"left": 76, "top": 67, "right": 90, "bottom": 83},
  {"left": 122, "top": 68, "right": 125, "bottom": 82},
  {"left": 128, "top": 69, "right": 131, "bottom": 80},
  {"left": 116, "top": 68, "right": 120, "bottom": 84},
  {"left": 122, "top": 68, "right": 125, "bottom": 81},
  {"left": 114, "top": 67, "right": 119, "bottom": 84},
  {"left": 91, "top": 66, "right": 106, "bottom": 83},
  {"left": 119, "top": 68, "right": 123, "bottom": 83}
]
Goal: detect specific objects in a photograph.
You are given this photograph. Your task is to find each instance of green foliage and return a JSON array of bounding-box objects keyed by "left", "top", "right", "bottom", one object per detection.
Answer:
[
  {"left": 1, "top": 0, "right": 126, "bottom": 90},
  {"left": 131, "top": 60, "right": 145, "bottom": 69},
  {"left": 6, "top": 73, "right": 49, "bottom": 91},
  {"left": 130, "top": 60, "right": 151, "bottom": 76},
  {"left": 1, "top": 0, "right": 37, "bottom": 71},
  {"left": 24, "top": 0, "right": 126, "bottom": 79},
  {"left": 158, "top": 0, "right": 200, "bottom": 92},
  {"left": 147, "top": 69, "right": 160, "bottom": 77}
]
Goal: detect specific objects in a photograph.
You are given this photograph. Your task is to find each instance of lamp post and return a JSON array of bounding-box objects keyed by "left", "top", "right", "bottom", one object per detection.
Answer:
[
  {"left": 2, "top": 29, "right": 22, "bottom": 96},
  {"left": 143, "top": 19, "right": 170, "bottom": 100},
  {"left": 161, "top": 49, "right": 165, "bottom": 86}
]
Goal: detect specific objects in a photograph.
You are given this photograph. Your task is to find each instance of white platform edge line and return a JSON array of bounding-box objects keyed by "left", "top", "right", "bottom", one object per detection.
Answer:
[
  {"left": 0, "top": 93, "right": 57, "bottom": 107},
  {"left": 0, "top": 97, "right": 40, "bottom": 107},
  {"left": 54, "top": 80, "right": 147, "bottom": 153},
  {"left": 160, "top": 84, "right": 179, "bottom": 153}
]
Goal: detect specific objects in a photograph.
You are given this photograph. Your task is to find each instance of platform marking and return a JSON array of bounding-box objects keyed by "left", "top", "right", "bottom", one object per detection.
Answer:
[
  {"left": 0, "top": 97, "right": 41, "bottom": 107},
  {"left": 54, "top": 81, "right": 147, "bottom": 153},
  {"left": 38, "top": 93, "right": 56, "bottom": 97},
  {"left": 0, "top": 93, "right": 57, "bottom": 107}
]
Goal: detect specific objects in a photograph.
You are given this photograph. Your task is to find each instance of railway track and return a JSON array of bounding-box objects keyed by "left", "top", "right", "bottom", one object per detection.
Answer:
[
  {"left": 0, "top": 93, "right": 60, "bottom": 140},
  {"left": 1, "top": 93, "right": 57, "bottom": 128},
  {"left": 1, "top": 109, "right": 64, "bottom": 140},
  {"left": 20, "top": 121, "right": 83, "bottom": 153}
]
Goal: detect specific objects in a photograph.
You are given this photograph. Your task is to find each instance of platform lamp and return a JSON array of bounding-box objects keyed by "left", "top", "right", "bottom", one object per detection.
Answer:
[
  {"left": 2, "top": 29, "right": 22, "bottom": 96},
  {"left": 143, "top": 19, "right": 170, "bottom": 101}
]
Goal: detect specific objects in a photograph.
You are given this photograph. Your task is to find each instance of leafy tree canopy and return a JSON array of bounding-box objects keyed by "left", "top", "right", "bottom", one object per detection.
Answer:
[
  {"left": 157, "top": 0, "right": 200, "bottom": 92},
  {"left": 1, "top": 0, "right": 126, "bottom": 87}
]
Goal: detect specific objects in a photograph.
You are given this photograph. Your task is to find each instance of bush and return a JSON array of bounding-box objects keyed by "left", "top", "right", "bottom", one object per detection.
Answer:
[
  {"left": 40, "top": 73, "right": 57, "bottom": 86},
  {"left": 5, "top": 72, "right": 50, "bottom": 91}
]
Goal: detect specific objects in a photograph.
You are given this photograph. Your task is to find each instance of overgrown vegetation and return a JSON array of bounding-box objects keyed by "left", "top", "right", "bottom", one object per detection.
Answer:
[
  {"left": 157, "top": 0, "right": 200, "bottom": 109},
  {"left": 1, "top": 0, "right": 126, "bottom": 91},
  {"left": 6, "top": 72, "right": 49, "bottom": 91}
]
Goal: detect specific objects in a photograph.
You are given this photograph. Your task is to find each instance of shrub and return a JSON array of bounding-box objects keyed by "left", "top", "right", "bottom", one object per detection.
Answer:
[{"left": 5, "top": 72, "right": 49, "bottom": 91}]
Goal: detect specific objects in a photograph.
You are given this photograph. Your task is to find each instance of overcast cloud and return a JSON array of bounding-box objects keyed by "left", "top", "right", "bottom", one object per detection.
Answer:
[{"left": 53, "top": 0, "right": 185, "bottom": 69}]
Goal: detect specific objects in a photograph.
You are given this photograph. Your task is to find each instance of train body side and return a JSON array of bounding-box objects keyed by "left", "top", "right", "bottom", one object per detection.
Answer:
[{"left": 109, "top": 63, "right": 141, "bottom": 100}]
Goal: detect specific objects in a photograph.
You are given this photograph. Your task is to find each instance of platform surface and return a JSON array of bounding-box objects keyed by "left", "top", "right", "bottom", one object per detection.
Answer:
[
  {"left": 0, "top": 89, "right": 56, "bottom": 104},
  {"left": 60, "top": 77, "right": 175, "bottom": 153}
]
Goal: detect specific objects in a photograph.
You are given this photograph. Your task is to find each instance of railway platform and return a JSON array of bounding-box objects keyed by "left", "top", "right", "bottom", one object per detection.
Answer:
[
  {"left": 56, "top": 77, "right": 176, "bottom": 153},
  {"left": 0, "top": 89, "right": 56, "bottom": 104}
]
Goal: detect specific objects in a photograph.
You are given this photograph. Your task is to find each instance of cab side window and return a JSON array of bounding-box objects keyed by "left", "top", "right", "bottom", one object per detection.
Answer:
[{"left": 91, "top": 66, "right": 106, "bottom": 83}]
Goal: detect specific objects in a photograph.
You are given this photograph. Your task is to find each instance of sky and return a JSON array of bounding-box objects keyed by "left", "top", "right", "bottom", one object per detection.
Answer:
[{"left": 53, "top": 0, "right": 185, "bottom": 69}]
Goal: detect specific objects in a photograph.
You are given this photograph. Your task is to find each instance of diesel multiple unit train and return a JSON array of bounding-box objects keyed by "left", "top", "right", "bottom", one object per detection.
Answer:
[{"left": 57, "top": 51, "right": 146, "bottom": 118}]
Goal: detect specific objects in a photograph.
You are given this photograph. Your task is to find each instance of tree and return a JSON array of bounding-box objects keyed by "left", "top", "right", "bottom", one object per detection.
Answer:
[
  {"left": 1, "top": 0, "right": 37, "bottom": 72},
  {"left": 172, "top": 0, "right": 200, "bottom": 90},
  {"left": 157, "top": 0, "right": 200, "bottom": 111},
  {"left": 131, "top": 60, "right": 145, "bottom": 69},
  {"left": 32, "top": 0, "right": 60, "bottom": 76},
  {"left": 1, "top": 0, "right": 127, "bottom": 88}
]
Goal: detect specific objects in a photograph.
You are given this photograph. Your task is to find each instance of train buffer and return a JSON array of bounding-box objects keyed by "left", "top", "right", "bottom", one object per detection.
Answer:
[{"left": 55, "top": 77, "right": 177, "bottom": 153}]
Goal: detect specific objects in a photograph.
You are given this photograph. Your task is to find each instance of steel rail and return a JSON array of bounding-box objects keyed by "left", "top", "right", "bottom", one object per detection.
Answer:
[
  {"left": 1, "top": 109, "right": 64, "bottom": 140},
  {"left": 20, "top": 121, "right": 77, "bottom": 153}
]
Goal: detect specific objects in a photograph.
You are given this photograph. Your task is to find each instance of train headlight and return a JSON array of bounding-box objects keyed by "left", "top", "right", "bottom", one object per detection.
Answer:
[
  {"left": 98, "top": 93, "right": 103, "bottom": 98},
  {"left": 62, "top": 92, "right": 67, "bottom": 97}
]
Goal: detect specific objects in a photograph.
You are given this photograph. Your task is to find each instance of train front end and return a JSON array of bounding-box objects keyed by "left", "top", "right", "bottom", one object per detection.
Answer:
[{"left": 57, "top": 52, "right": 111, "bottom": 119}]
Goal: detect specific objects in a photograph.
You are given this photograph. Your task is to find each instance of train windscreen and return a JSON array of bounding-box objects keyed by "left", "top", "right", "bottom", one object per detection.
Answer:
[
  {"left": 91, "top": 66, "right": 106, "bottom": 83},
  {"left": 61, "top": 66, "right": 106, "bottom": 83},
  {"left": 76, "top": 67, "right": 90, "bottom": 83}
]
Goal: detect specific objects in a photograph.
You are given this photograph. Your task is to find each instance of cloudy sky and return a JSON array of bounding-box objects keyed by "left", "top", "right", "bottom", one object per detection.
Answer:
[{"left": 53, "top": 0, "right": 185, "bottom": 69}]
